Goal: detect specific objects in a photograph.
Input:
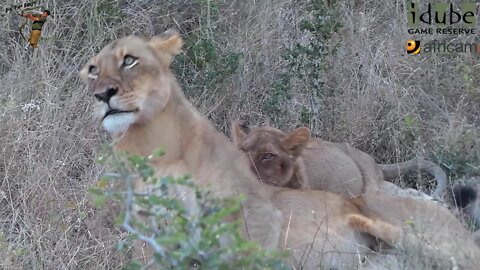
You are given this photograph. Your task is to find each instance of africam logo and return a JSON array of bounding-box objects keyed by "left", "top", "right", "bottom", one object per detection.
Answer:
[
  {"left": 406, "top": 40, "right": 421, "bottom": 54},
  {"left": 406, "top": 39, "right": 480, "bottom": 55}
]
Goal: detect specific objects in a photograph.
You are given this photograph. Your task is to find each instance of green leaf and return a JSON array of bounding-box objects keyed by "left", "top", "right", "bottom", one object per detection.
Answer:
[
  {"left": 404, "top": 115, "right": 414, "bottom": 128},
  {"left": 127, "top": 155, "right": 144, "bottom": 166},
  {"left": 97, "top": 178, "right": 109, "bottom": 189},
  {"left": 153, "top": 148, "right": 166, "bottom": 157},
  {"left": 125, "top": 261, "right": 142, "bottom": 270},
  {"left": 88, "top": 187, "right": 104, "bottom": 196},
  {"left": 114, "top": 212, "right": 126, "bottom": 226},
  {"left": 93, "top": 194, "right": 108, "bottom": 207}
]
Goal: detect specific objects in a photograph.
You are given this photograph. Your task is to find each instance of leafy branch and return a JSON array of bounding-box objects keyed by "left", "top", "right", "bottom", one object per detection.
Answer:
[{"left": 90, "top": 145, "right": 289, "bottom": 269}]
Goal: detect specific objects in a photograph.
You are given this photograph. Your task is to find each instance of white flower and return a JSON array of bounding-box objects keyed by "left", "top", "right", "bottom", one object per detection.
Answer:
[
  {"left": 56, "top": 159, "right": 66, "bottom": 166},
  {"left": 0, "top": 189, "right": 6, "bottom": 201},
  {"left": 21, "top": 100, "right": 41, "bottom": 113}
]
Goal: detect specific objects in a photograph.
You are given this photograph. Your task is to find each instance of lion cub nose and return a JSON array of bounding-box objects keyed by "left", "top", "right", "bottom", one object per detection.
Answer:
[{"left": 94, "top": 87, "right": 118, "bottom": 103}]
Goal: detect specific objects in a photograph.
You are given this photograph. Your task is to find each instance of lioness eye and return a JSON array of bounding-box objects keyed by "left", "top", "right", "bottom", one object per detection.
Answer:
[
  {"left": 88, "top": 65, "right": 98, "bottom": 80},
  {"left": 123, "top": 55, "right": 138, "bottom": 69},
  {"left": 261, "top": 153, "right": 275, "bottom": 161}
]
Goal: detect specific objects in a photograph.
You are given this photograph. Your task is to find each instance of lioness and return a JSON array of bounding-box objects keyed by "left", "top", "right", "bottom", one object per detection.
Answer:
[
  {"left": 232, "top": 122, "right": 447, "bottom": 199},
  {"left": 80, "top": 30, "right": 404, "bottom": 269},
  {"left": 80, "top": 31, "right": 480, "bottom": 269}
]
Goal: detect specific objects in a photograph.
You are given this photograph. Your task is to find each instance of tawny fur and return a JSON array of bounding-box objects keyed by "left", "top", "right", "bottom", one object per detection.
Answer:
[
  {"left": 232, "top": 123, "right": 480, "bottom": 268},
  {"left": 351, "top": 194, "right": 480, "bottom": 269},
  {"left": 80, "top": 31, "right": 408, "bottom": 269}
]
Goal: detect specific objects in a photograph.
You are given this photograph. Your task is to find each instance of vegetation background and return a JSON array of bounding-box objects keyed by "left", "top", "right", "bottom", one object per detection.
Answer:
[{"left": 0, "top": 0, "right": 478, "bottom": 268}]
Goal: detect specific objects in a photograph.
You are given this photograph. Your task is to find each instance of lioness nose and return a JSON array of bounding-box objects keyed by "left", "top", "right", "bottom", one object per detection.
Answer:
[{"left": 94, "top": 87, "right": 118, "bottom": 103}]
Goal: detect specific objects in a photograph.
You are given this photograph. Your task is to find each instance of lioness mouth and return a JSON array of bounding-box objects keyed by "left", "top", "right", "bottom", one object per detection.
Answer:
[{"left": 103, "top": 109, "right": 134, "bottom": 119}]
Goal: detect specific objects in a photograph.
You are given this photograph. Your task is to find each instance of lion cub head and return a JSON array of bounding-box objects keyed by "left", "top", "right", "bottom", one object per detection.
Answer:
[
  {"left": 232, "top": 121, "right": 310, "bottom": 188},
  {"left": 80, "top": 30, "right": 183, "bottom": 134}
]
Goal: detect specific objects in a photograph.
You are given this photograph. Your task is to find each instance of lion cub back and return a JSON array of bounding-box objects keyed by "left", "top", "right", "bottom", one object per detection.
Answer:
[{"left": 302, "top": 140, "right": 369, "bottom": 196}]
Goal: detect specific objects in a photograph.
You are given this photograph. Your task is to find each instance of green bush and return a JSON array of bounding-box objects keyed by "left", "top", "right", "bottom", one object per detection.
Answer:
[
  {"left": 90, "top": 146, "right": 288, "bottom": 270},
  {"left": 264, "top": 0, "right": 342, "bottom": 128},
  {"left": 173, "top": 0, "right": 241, "bottom": 99}
]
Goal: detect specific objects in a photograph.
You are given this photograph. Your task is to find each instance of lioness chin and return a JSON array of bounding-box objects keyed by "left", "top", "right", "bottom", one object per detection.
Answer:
[{"left": 80, "top": 30, "right": 413, "bottom": 269}]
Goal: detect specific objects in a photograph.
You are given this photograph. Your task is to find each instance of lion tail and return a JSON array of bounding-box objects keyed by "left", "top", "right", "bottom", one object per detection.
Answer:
[{"left": 379, "top": 157, "right": 447, "bottom": 199}]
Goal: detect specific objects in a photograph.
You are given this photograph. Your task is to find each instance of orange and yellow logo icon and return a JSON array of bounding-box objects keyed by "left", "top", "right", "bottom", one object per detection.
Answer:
[{"left": 407, "top": 40, "right": 421, "bottom": 54}]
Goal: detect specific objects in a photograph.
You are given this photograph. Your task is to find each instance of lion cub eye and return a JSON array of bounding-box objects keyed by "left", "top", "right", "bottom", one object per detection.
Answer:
[
  {"left": 88, "top": 65, "right": 98, "bottom": 80},
  {"left": 261, "top": 153, "right": 276, "bottom": 161},
  {"left": 122, "top": 55, "right": 138, "bottom": 69}
]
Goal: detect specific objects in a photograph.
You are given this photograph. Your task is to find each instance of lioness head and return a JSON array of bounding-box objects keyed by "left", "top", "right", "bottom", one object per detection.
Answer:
[
  {"left": 232, "top": 121, "right": 310, "bottom": 188},
  {"left": 80, "top": 30, "right": 183, "bottom": 134}
]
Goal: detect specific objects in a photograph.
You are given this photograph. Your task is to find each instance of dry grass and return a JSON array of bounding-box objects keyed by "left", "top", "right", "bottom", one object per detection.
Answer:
[{"left": 0, "top": 0, "right": 479, "bottom": 268}]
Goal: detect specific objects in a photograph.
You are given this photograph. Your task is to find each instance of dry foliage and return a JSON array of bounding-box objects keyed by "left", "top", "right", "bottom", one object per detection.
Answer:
[{"left": 0, "top": 0, "right": 478, "bottom": 268}]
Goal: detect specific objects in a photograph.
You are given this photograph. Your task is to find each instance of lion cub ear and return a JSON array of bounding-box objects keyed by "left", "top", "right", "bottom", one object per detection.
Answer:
[
  {"left": 149, "top": 29, "right": 183, "bottom": 58},
  {"left": 231, "top": 120, "right": 249, "bottom": 147},
  {"left": 281, "top": 127, "right": 310, "bottom": 157}
]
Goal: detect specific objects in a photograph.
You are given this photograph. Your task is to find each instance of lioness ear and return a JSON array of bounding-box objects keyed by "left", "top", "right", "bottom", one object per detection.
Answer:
[
  {"left": 149, "top": 29, "right": 183, "bottom": 57},
  {"left": 79, "top": 60, "right": 93, "bottom": 82},
  {"left": 281, "top": 127, "right": 310, "bottom": 156},
  {"left": 232, "top": 120, "right": 249, "bottom": 147},
  {"left": 79, "top": 64, "right": 89, "bottom": 82}
]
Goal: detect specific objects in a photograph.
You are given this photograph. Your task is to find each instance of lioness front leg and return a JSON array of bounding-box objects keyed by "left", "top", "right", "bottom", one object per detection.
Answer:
[{"left": 241, "top": 199, "right": 283, "bottom": 249}]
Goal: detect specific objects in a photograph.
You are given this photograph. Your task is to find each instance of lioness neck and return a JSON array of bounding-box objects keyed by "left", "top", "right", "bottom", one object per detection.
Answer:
[
  {"left": 113, "top": 79, "right": 203, "bottom": 162},
  {"left": 113, "top": 78, "right": 261, "bottom": 191}
]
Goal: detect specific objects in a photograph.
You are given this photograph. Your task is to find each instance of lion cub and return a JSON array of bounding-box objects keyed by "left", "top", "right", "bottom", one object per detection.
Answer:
[{"left": 232, "top": 121, "right": 446, "bottom": 199}]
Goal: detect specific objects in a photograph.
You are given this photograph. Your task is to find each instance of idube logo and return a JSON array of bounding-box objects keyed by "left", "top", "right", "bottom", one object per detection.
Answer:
[
  {"left": 407, "top": 2, "right": 476, "bottom": 35},
  {"left": 406, "top": 40, "right": 421, "bottom": 54}
]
